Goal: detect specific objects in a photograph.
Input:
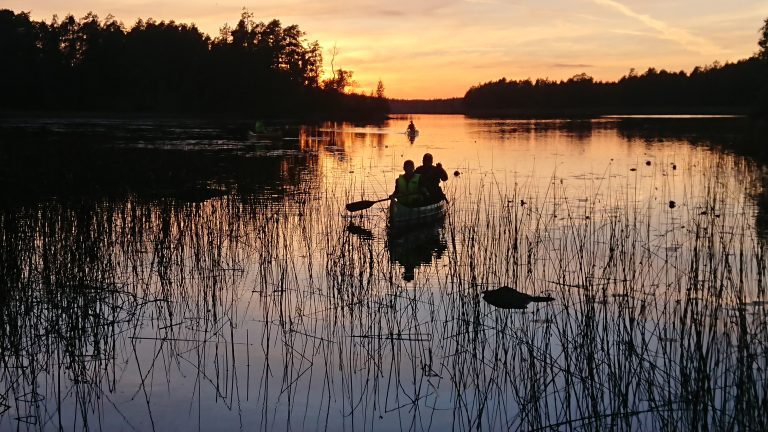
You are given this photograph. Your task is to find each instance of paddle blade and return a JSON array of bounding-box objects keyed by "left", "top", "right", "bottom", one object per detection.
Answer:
[{"left": 345, "top": 200, "right": 375, "bottom": 212}]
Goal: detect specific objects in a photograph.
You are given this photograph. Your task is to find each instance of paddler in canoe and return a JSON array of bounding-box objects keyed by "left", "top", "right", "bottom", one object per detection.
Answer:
[
  {"left": 389, "top": 158, "right": 448, "bottom": 229},
  {"left": 390, "top": 160, "right": 426, "bottom": 206},
  {"left": 414, "top": 153, "right": 448, "bottom": 204}
]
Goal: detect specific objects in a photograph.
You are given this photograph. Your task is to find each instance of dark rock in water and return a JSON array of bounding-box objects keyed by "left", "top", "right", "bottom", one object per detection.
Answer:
[
  {"left": 630, "top": 168, "right": 637, "bottom": 172},
  {"left": 482, "top": 286, "right": 554, "bottom": 310},
  {"left": 453, "top": 170, "right": 460, "bottom": 177},
  {"left": 645, "top": 160, "right": 651, "bottom": 166},
  {"left": 669, "top": 200, "right": 676, "bottom": 209}
]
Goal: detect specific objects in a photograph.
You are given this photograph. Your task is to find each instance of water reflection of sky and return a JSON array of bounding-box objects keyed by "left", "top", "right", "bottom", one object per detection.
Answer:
[{"left": 1, "top": 115, "right": 766, "bottom": 431}]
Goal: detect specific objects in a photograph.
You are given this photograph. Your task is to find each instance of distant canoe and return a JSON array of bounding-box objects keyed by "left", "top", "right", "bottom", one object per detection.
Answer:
[
  {"left": 389, "top": 199, "right": 446, "bottom": 230},
  {"left": 406, "top": 129, "right": 419, "bottom": 139}
]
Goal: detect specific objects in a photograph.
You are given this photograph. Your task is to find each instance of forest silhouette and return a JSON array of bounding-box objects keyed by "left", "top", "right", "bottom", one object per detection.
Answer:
[
  {"left": 0, "top": 9, "right": 388, "bottom": 119},
  {"left": 462, "top": 61, "right": 767, "bottom": 117},
  {"left": 463, "top": 18, "right": 768, "bottom": 118}
]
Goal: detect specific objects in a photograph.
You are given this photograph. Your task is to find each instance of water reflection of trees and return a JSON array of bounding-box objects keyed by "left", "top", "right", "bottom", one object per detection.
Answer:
[
  {"left": 0, "top": 119, "right": 318, "bottom": 203},
  {"left": 468, "top": 119, "right": 606, "bottom": 146},
  {"left": 472, "top": 117, "right": 768, "bottom": 245},
  {"left": 300, "top": 121, "right": 390, "bottom": 158},
  {"left": 616, "top": 117, "right": 768, "bottom": 242}
]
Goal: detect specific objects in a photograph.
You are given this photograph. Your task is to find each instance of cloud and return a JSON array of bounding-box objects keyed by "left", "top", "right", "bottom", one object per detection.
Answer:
[
  {"left": 592, "top": 0, "right": 722, "bottom": 55},
  {"left": 551, "top": 63, "right": 594, "bottom": 68},
  {"left": 375, "top": 9, "right": 407, "bottom": 17},
  {"left": 242, "top": 0, "right": 461, "bottom": 20}
]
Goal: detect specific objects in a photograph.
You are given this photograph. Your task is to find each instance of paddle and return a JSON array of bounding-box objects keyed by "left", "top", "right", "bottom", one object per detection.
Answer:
[{"left": 345, "top": 197, "right": 390, "bottom": 212}]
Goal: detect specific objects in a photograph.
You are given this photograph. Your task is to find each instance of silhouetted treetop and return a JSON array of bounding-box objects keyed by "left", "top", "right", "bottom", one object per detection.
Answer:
[{"left": 216, "top": 11, "right": 322, "bottom": 88}]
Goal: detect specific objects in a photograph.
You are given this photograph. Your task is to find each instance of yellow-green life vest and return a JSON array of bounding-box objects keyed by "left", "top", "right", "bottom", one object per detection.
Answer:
[{"left": 396, "top": 173, "right": 421, "bottom": 205}]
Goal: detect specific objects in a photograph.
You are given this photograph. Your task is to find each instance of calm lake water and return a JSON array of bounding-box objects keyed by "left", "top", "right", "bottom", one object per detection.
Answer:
[{"left": 1, "top": 115, "right": 767, "bottom": 431}]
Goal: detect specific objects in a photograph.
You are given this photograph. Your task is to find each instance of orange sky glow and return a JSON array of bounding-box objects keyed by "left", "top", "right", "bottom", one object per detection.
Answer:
[{"left": 8, "top": 1, "right": 768, "bottom": 99}]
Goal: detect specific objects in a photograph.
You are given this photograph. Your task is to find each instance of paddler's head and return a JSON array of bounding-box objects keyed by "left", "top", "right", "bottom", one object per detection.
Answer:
[{"left": 403, "top": 160, "right": 415, "bottom": 176}]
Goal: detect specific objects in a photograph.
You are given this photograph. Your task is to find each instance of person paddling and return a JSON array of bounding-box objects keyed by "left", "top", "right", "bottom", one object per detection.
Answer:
[
  {"left": 415, "top": 153, "right": 448, "bottom": 203},
  {"left": 391, "top": 160, "right": 424, "bottom": 206}
]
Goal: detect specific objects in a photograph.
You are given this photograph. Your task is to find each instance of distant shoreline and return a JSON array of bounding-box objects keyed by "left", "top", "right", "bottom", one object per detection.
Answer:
[
  {"left": 461, "top": 106, "right": 753, "bottom": 119},
  {"left": 388, "top": 99, "right": 755, "bottom": 118},
  {"left": 388, "top": 96, "right": 762, "bottom": 118},
  {"left": 0, "top": 109, "right": 390, "bottom": 124}
]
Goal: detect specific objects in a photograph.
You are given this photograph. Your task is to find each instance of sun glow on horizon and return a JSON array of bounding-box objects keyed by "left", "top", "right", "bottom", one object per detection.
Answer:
[{"left": 7, "top": 0, "right": 768, "bottom": 99}]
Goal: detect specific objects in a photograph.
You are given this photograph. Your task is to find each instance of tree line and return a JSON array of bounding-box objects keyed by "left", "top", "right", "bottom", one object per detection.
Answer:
[
  {"left": 464, "top": 19, "right": 768, "bottom": 117},
  {"left": 388, "top": 98, "right": 464, "bottom": 114},
  {"left": 0, "top": 9, "right": 388, "bottom": 119}
]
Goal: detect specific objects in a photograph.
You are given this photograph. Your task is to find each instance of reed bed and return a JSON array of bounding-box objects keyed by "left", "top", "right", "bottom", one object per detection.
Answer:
[{"left": 1, "top": 145, "right": 767, "bottom": 431}]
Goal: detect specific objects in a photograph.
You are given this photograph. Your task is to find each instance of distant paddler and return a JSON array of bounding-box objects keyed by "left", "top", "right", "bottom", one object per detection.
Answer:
[{"left": 405, "top": 120, "right": 419, "bottom": 143}]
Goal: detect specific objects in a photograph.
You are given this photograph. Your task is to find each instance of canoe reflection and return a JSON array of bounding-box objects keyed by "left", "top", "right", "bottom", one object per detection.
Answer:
[
  {"left": 387, "top": 219, "right": 447, "bottom": 281},
  {"left": 406, "top": 129, "right": 419, "bottom": 144}
]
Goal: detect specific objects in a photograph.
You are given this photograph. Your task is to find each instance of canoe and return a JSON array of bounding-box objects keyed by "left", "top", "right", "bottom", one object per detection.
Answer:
[
  {"left": 388, "top": 198, "right": 446, "bottom": 230},
  {"left": 406, "top": 129, "right": 419, "bottom": 139}
]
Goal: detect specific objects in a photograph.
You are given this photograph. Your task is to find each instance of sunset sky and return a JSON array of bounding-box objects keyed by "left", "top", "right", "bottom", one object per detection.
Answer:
[{"left": 9, "top": 1, "right": 768, "bottom": 99}]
